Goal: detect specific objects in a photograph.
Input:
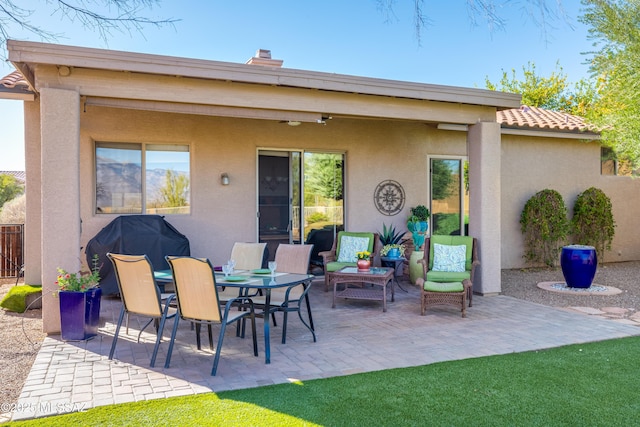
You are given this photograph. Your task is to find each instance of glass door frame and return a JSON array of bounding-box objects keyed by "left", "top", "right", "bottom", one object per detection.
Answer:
[
  {"left": 428, "top": 155, "right": 469, "bottom": 236},
  {"left": 257, "top": 150, "right": 301, "bottom": 264},
  {"left": 256, "top": 148, "right": 346, "bottom": 247}
]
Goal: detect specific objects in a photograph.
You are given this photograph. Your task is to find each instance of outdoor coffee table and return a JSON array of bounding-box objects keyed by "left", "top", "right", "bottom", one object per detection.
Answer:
[{"left": 330, "top": 266, "right": 395, "bottom": 312}]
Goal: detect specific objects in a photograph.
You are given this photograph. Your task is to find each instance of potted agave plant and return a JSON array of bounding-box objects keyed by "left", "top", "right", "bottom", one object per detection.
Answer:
[
  {"left": 56, "top": 255, "right": 101, "bottom": 341},
  {"left": 378, "top": 223, "right": 406, "bottom": 259}
]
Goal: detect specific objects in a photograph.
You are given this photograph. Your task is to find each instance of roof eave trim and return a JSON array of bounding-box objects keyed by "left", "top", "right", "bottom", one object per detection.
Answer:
[
  {"left": 7, "top": 40, "right": 521, "bottom": 109},
  {"left": 501, "top": 127, "right": 601, "bottom": 140}
]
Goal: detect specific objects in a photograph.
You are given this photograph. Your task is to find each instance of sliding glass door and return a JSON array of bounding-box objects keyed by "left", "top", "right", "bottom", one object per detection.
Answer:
[
  {"left": 258, "top": 151, "right": 300, "bottom": 260},
  {"left": 258, "top": 150, "right": 344, "bottom": 262},
  {"left": 303, "top": 152, "right": 344, "bottom": 239}
]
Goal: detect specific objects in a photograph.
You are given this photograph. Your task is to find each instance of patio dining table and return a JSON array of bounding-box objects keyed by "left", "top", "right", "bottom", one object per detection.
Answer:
[{"left": 155, "top": 270, "right": 314, "bottom": 364}]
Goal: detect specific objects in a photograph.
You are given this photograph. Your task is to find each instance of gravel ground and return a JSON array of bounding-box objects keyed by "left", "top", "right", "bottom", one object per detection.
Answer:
[
  {"left": 1, "top": 261, "right": 639, "bottom": 416},
  {"left": 0, "top": 279, "right": 46, "bottom": 416},
  {"left": 501, "top": 261, "right": 640, "bottom": 314}
]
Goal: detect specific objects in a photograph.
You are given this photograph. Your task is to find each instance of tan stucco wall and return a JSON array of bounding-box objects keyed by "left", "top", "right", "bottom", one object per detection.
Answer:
[
  {"left": 23, "top": 100, "right": 41, "bottom": 285},
  {"left": 40, "top": 87, "right": 81, "bottom": 333},
  {"left": 78, "top": 107, "right": 469, "bottom": 268},
  {"left": 501, "top": 134, "right": 640, "bottom": 269},
  {"left": 469, "top": 121, "right": 502, "bottom": 295}
]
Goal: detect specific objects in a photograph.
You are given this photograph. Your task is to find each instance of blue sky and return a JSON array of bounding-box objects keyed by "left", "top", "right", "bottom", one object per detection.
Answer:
[{"left": 0, "top": 1, "right": 594, "bottom": 170}]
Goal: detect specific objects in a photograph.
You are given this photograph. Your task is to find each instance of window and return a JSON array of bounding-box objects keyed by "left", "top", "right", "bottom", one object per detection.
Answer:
[
  {"left": 429, "top": 157, "right": 469, "bottom": 236},
  {"left": 96, "top": 142, "right": 190, "bottom": 214}
]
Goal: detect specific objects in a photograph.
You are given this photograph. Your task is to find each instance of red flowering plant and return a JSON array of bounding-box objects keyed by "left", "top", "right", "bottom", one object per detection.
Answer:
[{"left": 56, "top": 255, "right": 101, "bottom": 292}]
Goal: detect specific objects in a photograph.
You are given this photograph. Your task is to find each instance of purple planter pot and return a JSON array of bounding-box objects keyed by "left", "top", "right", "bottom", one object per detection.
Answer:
[
  {"left": 59, "top": 288, "right": 102, "bottom": 341},
  {"left": 560, "top": 245, "right": 598, "bottom": 288}
]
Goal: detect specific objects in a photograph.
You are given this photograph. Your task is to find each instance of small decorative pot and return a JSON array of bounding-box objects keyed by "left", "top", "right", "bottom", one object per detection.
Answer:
[
  {"left": 357, "top": 259, "right": 371, "bottom": 271},
  {"left": 387, "top": 248, "right": 401, "bottom": 259}
]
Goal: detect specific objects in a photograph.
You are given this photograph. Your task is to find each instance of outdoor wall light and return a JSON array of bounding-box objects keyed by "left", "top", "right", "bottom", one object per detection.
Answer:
[{"left": 221, "top": 173, "right": 230, "bottom": 186}]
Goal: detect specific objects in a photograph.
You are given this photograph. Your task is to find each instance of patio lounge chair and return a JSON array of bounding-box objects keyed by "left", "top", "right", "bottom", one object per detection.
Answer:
[
  {"left": 165, "top": 256, "right": 258, "bottom": 376},
  {"left": 417, "top": 236, "right": 480, "bottom": 313},
  {"left": 319, "top": 231, "right": 380, "bottom": 291}
]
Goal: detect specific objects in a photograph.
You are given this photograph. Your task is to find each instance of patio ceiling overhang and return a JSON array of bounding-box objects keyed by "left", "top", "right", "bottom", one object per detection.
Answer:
[{"left": 7, "top": 40, "right": 521, "bottom": 125}]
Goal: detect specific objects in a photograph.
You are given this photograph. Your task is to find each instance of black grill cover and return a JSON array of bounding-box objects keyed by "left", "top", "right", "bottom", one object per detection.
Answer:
[{"left": 85, "top": 215, "right": 190, "bottom": 295}]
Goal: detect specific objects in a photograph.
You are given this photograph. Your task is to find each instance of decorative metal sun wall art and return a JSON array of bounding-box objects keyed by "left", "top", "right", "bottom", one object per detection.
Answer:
[{"left": 374, "top": 180, "right": 405, "bottom": 216}]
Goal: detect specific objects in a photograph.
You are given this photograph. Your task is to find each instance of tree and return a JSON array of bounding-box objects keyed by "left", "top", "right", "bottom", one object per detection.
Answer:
[
  {"left": 431, "top": 159, "right": 455, "bottom": 201},
  {"left": 0, "top": 173, "right": 23, "bottom": 208},
  {"left": 580, "top": 0, "right": 640, "bottom": 166},
  {"left": 0, "top": 0, "right": 177, "bottom": 53},
  {"left": 304, "top": 154, "right": 343, "bottom": 201},
  {"left": 485, "top": 62, "right": 598, "bottom": 116},
  {"left": 157, "top": 169, "right": 189, "bottom": 208},
  {"left": 376, "top": 0, "right": 570, "bottom": 44},
  {"left": 0, "top": 193, "right": 25, "bottom": 223}
]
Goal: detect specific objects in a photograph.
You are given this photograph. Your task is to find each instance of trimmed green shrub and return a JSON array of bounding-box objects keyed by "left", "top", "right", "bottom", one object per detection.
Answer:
[
  {"left": 520, "top": 189, "right": 570, "bottom": 267},
  {"left": 571, "top": 187, "right": 615, "bottom": 256},
  {"left": 306, "top": 212, "right": 329, "bottom": 224},
  {"left": 0, "top": 284, "right": 42, "bottom": 313}
]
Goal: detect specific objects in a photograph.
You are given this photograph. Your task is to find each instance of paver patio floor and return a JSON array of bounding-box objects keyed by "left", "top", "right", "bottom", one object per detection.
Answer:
[{"left": 11, "top": 277, "right": 640, "bottom": 420}]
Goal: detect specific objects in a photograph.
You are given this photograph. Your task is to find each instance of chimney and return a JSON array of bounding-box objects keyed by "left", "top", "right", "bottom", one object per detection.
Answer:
[{"left": 246, "top": 49, "right": 283, "bottom": 67}]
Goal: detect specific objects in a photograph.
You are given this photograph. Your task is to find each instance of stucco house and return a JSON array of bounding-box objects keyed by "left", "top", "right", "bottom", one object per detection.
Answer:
[{"left": 2, "top": 40, "right": 638, "bottom": 334}]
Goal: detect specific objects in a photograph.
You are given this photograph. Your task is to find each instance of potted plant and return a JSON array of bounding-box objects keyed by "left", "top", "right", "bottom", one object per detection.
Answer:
[
  {"left": 378, "top": 223, "right": 406, "bottom": 258},
  {"left": 380, "top": 243, "right": 406, "bottom": 258},
  {"left": 56, "top": 255, "right": 102, "bottom": 341},
  {"left": 407, "top": 205, "right": 430, "bottom": 284},
  {"left": 407, "top": 205, "right": 430, "bottom": 238},
  {"left": 356, "top": 250, "right": 371, "bottom": 271}
]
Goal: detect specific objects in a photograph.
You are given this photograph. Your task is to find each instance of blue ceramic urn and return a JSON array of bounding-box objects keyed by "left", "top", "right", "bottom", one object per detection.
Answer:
[{"left": 560, "top": 245, "right": 597, "bottom": 288}]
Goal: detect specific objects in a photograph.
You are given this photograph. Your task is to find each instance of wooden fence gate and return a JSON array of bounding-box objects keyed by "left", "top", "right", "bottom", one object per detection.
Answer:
[{"left": 0, "top": 224, "right": 23, "bottom": 278}]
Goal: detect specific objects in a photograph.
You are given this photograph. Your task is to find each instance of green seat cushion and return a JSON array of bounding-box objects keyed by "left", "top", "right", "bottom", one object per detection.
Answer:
[
  {"left": 424, "top": 281, "right": 464, "bottom": 292},
  {"left": 326, "top": 261, "right": 356, "bottom": 272},
  {"left": 426, "top": 271, "right": 470, "bottom": 283}
]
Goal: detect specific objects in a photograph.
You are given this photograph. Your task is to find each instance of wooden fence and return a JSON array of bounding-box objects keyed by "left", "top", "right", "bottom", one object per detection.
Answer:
[{"left": 0, "top": 224, "right": 23, "bottom": 278}]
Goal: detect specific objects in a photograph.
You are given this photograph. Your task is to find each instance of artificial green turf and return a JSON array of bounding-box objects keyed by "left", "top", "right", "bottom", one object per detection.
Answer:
[
  {"left": 0, "top": 285, "right": 42, "bottom": 313},
  {"left": 8, "top": 336, "right": 640, "bottom": 426}
]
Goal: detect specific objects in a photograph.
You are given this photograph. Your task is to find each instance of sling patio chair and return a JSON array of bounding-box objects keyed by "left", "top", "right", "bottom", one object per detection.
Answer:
[
  {"left": 106, "top": 253, "right": 177, "bottom": 368},
  {"left": 217, "top": 242, "right": 268, "bottom": 303},
  {"left": 249, "top": 244, "right": 316, "bottom": 344},
  {"left": 165, "top": 256, "right": 258, "bottom": 376}
]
